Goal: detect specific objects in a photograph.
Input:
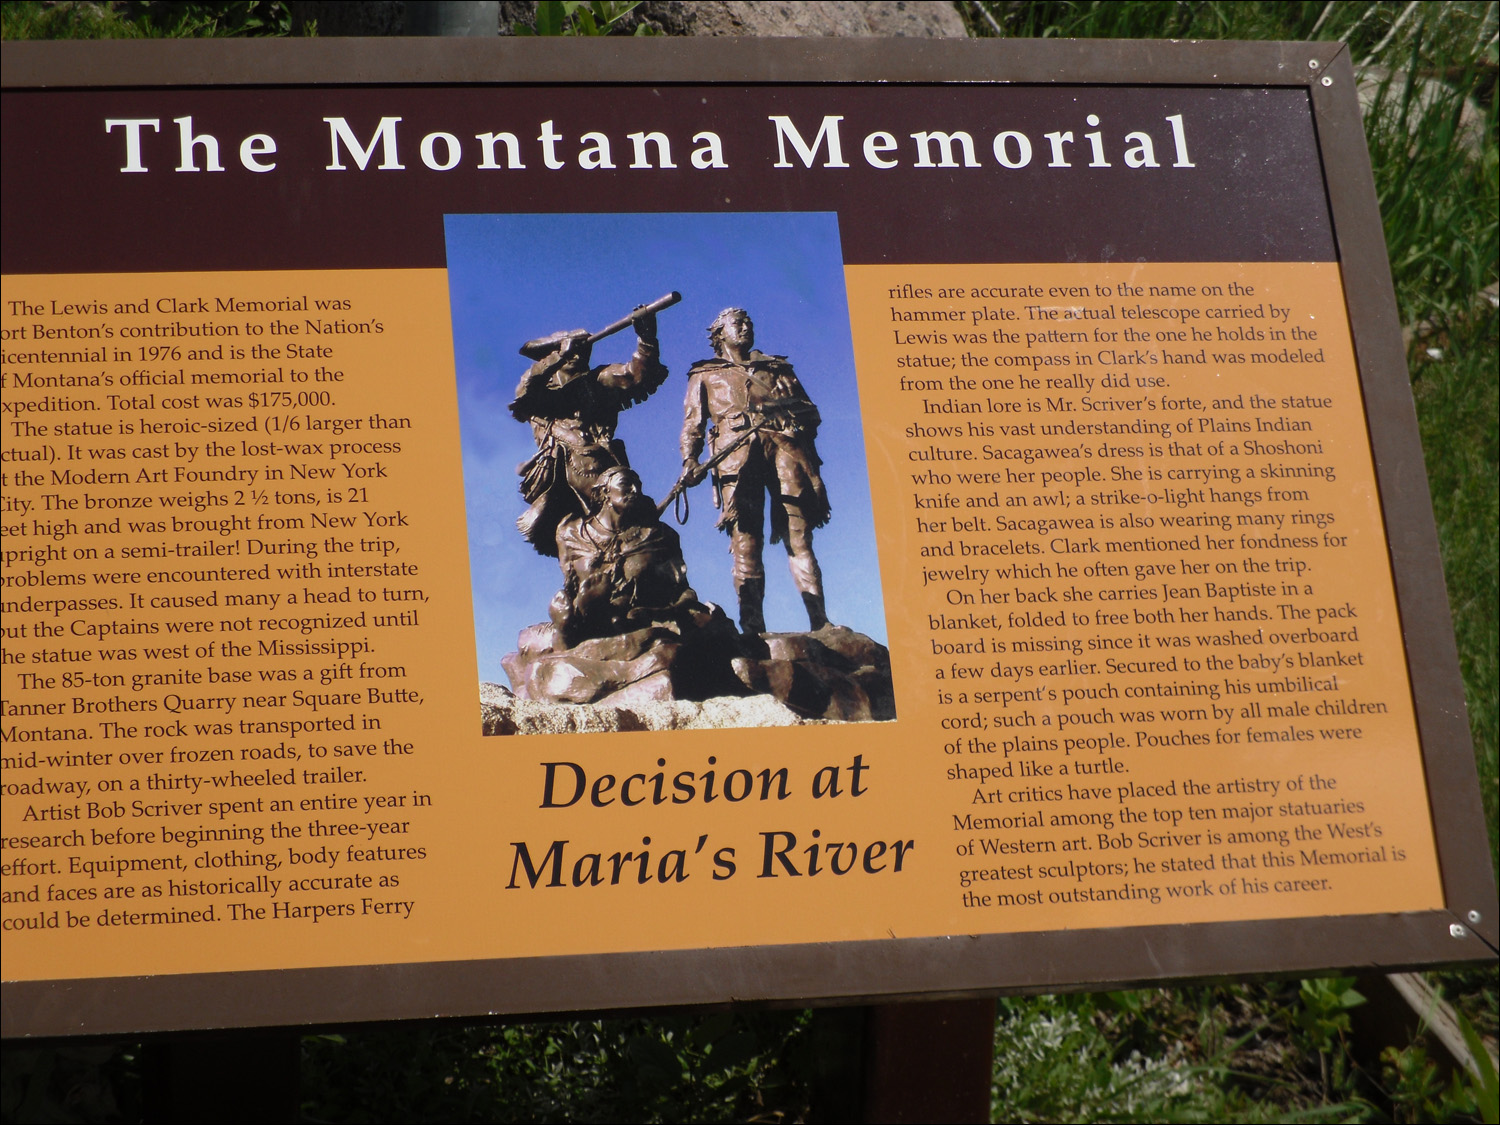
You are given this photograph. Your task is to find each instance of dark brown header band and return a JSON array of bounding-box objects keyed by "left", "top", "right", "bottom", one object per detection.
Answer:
[{"left": 3, "top": 83, "right": 1332, "bottom": 273}]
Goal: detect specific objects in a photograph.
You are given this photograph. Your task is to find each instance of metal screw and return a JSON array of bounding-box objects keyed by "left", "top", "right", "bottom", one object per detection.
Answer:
[
  {"left": 1450, "top": 923, "right": 1468, "bottom": 939},
  {"left": 1467, "top": 910, "right": 1482, "bottom": 925},
  {"left": 1320, "top": 76, "right": 1333, "bottom": 87},
  {"left": 1309, "top": 59, "right": 1320, "bottom": 69}
]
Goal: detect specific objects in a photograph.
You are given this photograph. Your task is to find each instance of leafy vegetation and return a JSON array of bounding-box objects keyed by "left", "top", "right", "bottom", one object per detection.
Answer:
[
  {"left": 514, "top": 1, "right": 652, "bottom": 37},
  {"left": 2, "top": 2, "right": 1495, "bottom": 1123},
  {"left": 0, "top": 0, "right": 305, "bottom": 39},
  {"left": 298, "top": 1012, "right": 814, "bottom": 1123}
]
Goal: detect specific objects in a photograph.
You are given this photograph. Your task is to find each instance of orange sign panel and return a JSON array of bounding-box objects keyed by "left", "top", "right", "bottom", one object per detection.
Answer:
[{"left": 1, "top": 261, "right": 1442, "bottom": 980}]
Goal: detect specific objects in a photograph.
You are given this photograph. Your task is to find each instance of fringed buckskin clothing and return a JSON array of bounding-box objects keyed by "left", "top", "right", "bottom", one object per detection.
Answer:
[{"left": 510, "top": 335, "right": 667, "bottom": 556}]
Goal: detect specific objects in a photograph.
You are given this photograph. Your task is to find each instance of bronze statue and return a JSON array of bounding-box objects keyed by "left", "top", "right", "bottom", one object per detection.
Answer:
[
  {"left": 494, "top": 299, "right": 895, "bottom": 725},
  {"left": 679, "top": 307, "right": 831, "bottom": 634},
  {"left": 510, "top": 293, "right": 679, "bottom": 555},
  {"left": 550, "top": 467, "right": 696, "bottom": 646}
]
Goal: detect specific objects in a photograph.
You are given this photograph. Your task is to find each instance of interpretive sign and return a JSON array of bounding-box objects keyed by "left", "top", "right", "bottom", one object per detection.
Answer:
[{"left": 2, "top": 38, "right": 1494, "bottom": 1038}]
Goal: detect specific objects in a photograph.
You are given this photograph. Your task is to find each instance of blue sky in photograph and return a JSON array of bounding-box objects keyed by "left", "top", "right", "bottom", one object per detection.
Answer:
[{"left": 444, "top": 211, "right": 887, "bottom": 685}]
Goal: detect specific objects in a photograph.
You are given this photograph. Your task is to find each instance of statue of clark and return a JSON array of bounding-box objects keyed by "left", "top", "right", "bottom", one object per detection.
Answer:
[{"left": 680, "top": 307, "right": 831, "bottom": 634}]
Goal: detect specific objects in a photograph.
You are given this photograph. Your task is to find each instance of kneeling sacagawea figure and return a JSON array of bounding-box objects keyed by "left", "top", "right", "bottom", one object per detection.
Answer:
[
  {"left": 503, "top": 467, "right": 746, "bottom": 707},
  {"left": 551, "top": 467, "right": 698, "bottom": 646}
]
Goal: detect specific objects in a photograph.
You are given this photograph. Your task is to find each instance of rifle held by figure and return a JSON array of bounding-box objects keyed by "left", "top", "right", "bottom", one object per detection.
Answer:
[{"left": 519, "top": 291, "right": 681, "bottom": 357}]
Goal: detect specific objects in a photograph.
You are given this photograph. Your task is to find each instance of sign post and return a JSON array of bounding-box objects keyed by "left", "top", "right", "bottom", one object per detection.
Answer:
[{"left": 2, "top": 37, "right": 1493, "bottom": 1041}]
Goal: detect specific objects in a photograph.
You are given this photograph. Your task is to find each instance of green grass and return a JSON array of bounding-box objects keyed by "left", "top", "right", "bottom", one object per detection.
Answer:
[
  {"left": 1416, "top": 305, "right": 1499, "bottom": 874},
  {"left": 990, "top": 986, "right": 1358, "bottom": 1123}
]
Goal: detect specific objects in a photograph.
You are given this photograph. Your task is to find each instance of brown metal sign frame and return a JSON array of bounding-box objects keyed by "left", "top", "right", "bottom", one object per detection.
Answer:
[{"left": 2, "top": 35, "right": 1494, "bottom": 1040}]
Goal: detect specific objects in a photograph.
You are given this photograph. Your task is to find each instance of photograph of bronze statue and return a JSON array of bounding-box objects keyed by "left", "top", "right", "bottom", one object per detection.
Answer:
[{"left": 445, "top": 212, "right": 895, "bottom": 733}]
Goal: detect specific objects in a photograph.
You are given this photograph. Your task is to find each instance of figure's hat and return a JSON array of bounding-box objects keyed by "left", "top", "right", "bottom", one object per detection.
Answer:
[{"left": 519, "top": 329, "right": 589, "bottom": 360}]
